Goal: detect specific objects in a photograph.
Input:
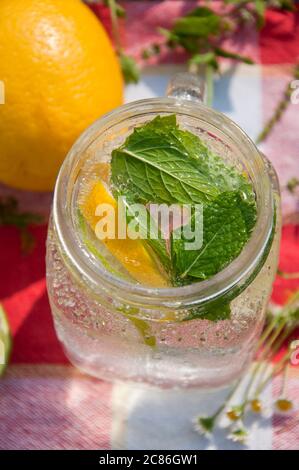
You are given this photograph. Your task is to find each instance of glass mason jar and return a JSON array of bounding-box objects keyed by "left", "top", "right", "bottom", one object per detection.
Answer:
[{"left": 46, "top": 74, "right": 281, "bottom": 389}]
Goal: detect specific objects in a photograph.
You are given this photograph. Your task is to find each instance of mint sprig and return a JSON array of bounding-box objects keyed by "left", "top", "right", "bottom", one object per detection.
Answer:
[
  {"left": 111, "top": 115, "right": 219, "bottom": 204},
  {"left": 184, "top": 210, "right": 275, "bottom": 322},
  {"left": 171, "top": 191, "right": 249, "bottom": 284},
  {"left": 0, "top": 197, "right": 43, "bottom": 253},
  {"left": 123, "top": 197, "right": 171, "bottom": 274},
  {"left": 110, "top": 115, "right": 258, "bottom": 320}
]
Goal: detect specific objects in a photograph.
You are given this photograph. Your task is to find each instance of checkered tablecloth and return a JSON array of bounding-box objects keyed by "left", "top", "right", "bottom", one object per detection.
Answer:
[{"left": 0, "top": 1, "right": 298, "bottom": 450}]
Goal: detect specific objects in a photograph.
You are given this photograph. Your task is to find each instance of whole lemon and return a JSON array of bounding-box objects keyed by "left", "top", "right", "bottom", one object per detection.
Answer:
[{"left": 0, "top": 0, "right": 123, "bottom": 191}]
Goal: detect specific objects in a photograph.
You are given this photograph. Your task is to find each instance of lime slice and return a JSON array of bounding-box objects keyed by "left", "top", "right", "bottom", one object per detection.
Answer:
[{"left": 0, "top": 304, "right": 12, "bottom": 376}]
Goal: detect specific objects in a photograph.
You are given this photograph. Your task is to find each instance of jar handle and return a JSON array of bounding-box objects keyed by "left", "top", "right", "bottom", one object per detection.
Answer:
[{"left": 166, "top": 72, "right": 208, "bottom": 104}]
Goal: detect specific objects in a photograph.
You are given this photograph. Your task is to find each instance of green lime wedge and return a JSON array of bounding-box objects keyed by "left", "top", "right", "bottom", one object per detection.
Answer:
[{"left": 0, "top": 304, "right": 12, "bottom": 376}]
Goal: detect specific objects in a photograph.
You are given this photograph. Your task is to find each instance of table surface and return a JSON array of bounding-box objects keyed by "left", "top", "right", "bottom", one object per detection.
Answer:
[{"left": 0, "top": 2, "right": 298, "bottom": 450}]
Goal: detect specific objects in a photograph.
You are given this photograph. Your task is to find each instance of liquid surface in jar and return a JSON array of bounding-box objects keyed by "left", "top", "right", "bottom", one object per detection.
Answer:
[{"left": 78, "top": 114, "right": 257, "bottom": 292}]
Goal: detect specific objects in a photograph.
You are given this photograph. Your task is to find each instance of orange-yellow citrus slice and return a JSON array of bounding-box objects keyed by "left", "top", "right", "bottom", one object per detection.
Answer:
[{"left": 80, "top": 180, "right": 168, "bottom": 287}]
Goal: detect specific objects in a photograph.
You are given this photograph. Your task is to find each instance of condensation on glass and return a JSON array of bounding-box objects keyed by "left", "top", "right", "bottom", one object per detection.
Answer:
[{"left": 46, "top": 75, "right": 281, "bottom": 388}]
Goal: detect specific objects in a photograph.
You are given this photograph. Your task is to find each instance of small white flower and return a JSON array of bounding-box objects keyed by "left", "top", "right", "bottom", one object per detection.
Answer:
[
  {"left": 250, "top": 399, "right": 272, "bottom": 419},
  {"left": 228, "top": 423, "right": 248, "bottom": 445},
  {"left": 226, "top": 405, "right": 243, "bottom": 422},
  {"left": 274, "top": 398, "right": 297, "bottom": 416}
]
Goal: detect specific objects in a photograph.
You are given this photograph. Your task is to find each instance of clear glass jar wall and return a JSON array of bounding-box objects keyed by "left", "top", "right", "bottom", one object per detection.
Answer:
[{"left": 46, "top": 99, "right": 281, "bottom": 389}]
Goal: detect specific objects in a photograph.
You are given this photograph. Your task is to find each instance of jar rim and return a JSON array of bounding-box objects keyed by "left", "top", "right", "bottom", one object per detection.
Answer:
[{"left": 53, "top": 97, "right": 274, "bottom": 309}]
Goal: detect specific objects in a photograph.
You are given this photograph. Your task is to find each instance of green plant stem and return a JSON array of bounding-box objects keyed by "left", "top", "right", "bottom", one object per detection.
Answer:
[
  {"left": 277, "top": 269, "right": 299, "bottom": 280},
  {"left": 256, "top": 63, "right": 299, "bottom": 144},
  {"left": 253, "top": 290, "right": 298, "bottom": 356},
  {"left": 254, "top": 350, "right": 292, "bottom": 397},
  {"left": 231, "top": 321, "right": 290, "bottom": 414},
  {"left": 239, "top": 316, "right": 286, "bottom": 403},
  {"left": 257, "top": 318, "right": 287, "bottom": 359},
  {"left": 106, "top": 0, "right": 139, "bottom": 83},
  {"left": 205, "top": 65, "right": 214, "bottom": 107},
  {"left": 226, "top": 291, "right": 299, "bottom": 411},
  {"left": 207, "top": 382, "right": 240, "bottom": 424},
  {"left": 107, "top": 0, "right": 121, "bottom": 53},
  {"left": 287, "top": 177, "right": 299, "bottom": 194},
  {"left": 250, "top": 295, "right": 298, "bottom": 399},
  {"left": 196, "top": 290, "right": 299, "bottom": 432},
  {"left": 251, "top": 325, "right": 292, "bottom": 399},
  {"left": 257, "top": 313, "right": 282, "bottom": 348},
  {"left": 246, "top": 292, "right": 299, "bottom": 399},
  {"left": 235, "top": 330, "right": 292, "bottom": 412},
  {"left": 279, "top": 362, "right": 289, "bottom": 398}
]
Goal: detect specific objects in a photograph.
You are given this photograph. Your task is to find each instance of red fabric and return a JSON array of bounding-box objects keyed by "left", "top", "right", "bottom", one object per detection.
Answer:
[
  {"left": 260, "top": 8, "right": 299, "bottom": 64},
  {"left": 272, "top": 224, "right": 299, "bottom": 305},
  {"left": 88, "top": 4, "right": 112, "bottom": 37},
  {"left": 0, "top": 225, "right": 67, "bottom": 364}
]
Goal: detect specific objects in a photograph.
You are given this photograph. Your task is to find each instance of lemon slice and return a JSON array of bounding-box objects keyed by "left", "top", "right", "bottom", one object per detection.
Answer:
[
  {"left": 80, "top": 180, "right": 168, "bottom": 287},
  {"left": 0, "top": 304, "right": 12, "bottom": 376}
]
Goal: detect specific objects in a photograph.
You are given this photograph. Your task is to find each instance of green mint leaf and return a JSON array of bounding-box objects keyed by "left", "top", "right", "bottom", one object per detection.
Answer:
[
  {"left": 171, "top": 191, "right": 249, "bottom": 283},
  {"left": 110, "top": 114, "right": 258, "bottom": 313},
  {"left": 122, "top": 197, "right": 172, "bottom": 274},
  {"left": 287, "top": 177, "right": 299, "bottom": 193},
  {"left": 116, "top": 305, "right": 156, "bottom": 347},
  {"left": 278, "top": 0, "right": 296, "bottom": 12},
  {"left": 0, "top": 197, "right": 43, "bottom": 254},
  {"left": 254, "top": 0, "right": 266, "bottom": 28},
  {"left": 0, "top": 197, "right": 43, "bottom": 228},
  {"left": 103, "top": 0, "right": 126, "bottom": 18},
  {"left": 181, "top": 130, "right": 257, "bottom": 235},
  {"left": 173, "top": 16, "right": 220, "bottom": 38},
  {"left": 185, "top": 301, "right": 231, "bottom": 322},
  {"left": 168, "top": 125, "right": 255, "bottom": 207},
  {"left": 173, "top": 7, "right": 221, "bottom": 38},
  {"left": 77, "top": 209, "right": 132, "bottom": 281},
  {"left": 185, "top": 209, "right": 276, "bottom": 321},
  {"left": 111, "top": 115, "right": 220, "bottom": 205},
  {"left": 119, "top": 53, "right": 139, "bottom": 84},
  {"left": 185, "top": 7, "right": 216, "bottom": 18},
  {"left": 189, "top": 52, "right": 219, "bottom": 70},
  {"left": 215, "top": 47, "right": 254, "bottom": 65}
]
